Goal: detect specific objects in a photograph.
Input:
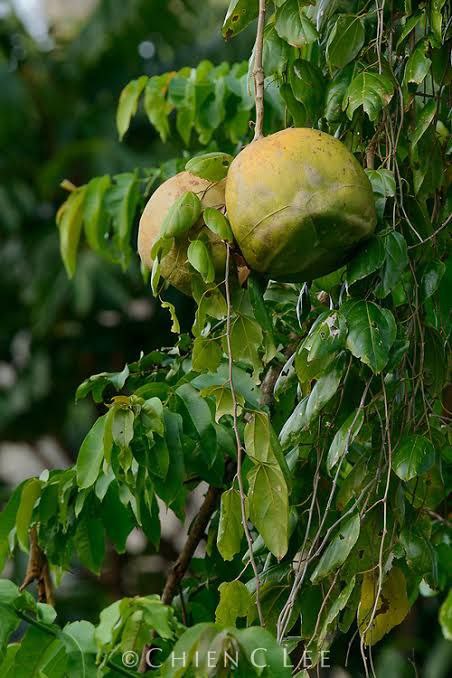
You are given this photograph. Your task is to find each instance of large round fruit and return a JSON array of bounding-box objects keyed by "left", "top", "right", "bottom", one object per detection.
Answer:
[
  {"left": 138, "top": 172, "right": 226, "bottom": 295},
  {"left": 225, "top": 128, "right": 376, "bottom": 282}
]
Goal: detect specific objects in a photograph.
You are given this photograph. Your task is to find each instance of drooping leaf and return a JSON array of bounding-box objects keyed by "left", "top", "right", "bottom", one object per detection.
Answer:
[
  {"left": 358, "top": 567, "right": 410, "bottom": 645},
  {"left": 192, "top": 337, "right": 223, "bottom": 372},
  {"left": 83, "top": 176, "right": 111, "bottom": 253},
  {"left": 340, "top": 300, "right": 396, "bottom": 373},
  {"left": 439, "top": 590, "right": 452, "bottom": 641},
  {"left": 215, "top": 581, "right": 251, "bottom": 627},
  {"left": 345, "top": 71, "right": 394, "bottom": 121},
  {"left": 375, "top": 231, "right": 409, "bottom": 298},
  {"left": 161, "top": 301, "right": 181, "bottom": 334},
  {"left": 0, "top": 483, "right": 25, "bottom": 570},
  {"left": 161, "top": 192, "right": 202, "bottom": 238},
  {"left": 203, "top": 208, "right": 234, "bottom": 243},
  {"left": 248, "top": 463, "right": 288, "bottom": 559},
  {"left": 187, "top": 239, "right": 215, "bottom": 283},
  {"left": 116, "top": 75, "right": 148, "bottom": 140},
  {"left": 217, "top": 488, "right": 243, "bottom": 561},
  {"left": 16, "top": 479, "right": 42, "bottom": 551},
  {"left": 234, "top": 626, "right": 292, "bottom": 677},
  {"left": 404, "top": 40, "right": 431, "bottom": 86},
  {"left": 411, "top": 100, "right": 437, "bottom": 150},
  {"left": 347, "top": 237, "right": 386, "bottom": 285},
  {"left": 200, "top": 385, "right": 244, "bottom": 423},
  {"left": 392, "top": 435, "right": 436, "bottom": 481},
  {"left": 327, "top": 409, "right": 365, "bottom": 472},
  {"left": 311, "top": 514, "right": 360, "bottom": 583},
  {"left": 289, "top": 59, "right": 325, "bottom": 121},
  {"left": 275, "top": 0, "right": 318, "bottom": 48},
  {"left": 421, "top": 260, "right": 446, "bottom": 301},
  {"left": 144, "top": 73, "right": 174, "bottom": 142},
  {"left": 56, "top": 187, "right": 86, "bottom": 278},
  {"left": 74, "top": 512, "right": 105, "bottom": 575},
  {"left": 326, "top": 15, "right": 365, "bottom": 71},
  {"left": 76, "top": 415, "right": 108, "bottom": 489}
]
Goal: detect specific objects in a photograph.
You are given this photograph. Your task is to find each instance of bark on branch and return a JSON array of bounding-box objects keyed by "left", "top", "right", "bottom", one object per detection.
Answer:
[{"left": 252, "top": 0, "right": 266, "bottom": 141}]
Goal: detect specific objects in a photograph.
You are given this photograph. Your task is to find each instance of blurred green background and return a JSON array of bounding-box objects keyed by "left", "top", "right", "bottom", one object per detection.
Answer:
[{"left": 0, "top": 2, "right": 449, "bottom": 675}]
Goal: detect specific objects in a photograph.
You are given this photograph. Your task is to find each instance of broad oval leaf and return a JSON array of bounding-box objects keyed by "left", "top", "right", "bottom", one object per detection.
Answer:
[
  {"left": 203, "top": 208, "right": 234, "bottom": 242},
  {"left": 326, "top": 15, "right": 365, "bottom": 71},
  {"left": 186, "top": 152, "right": 233, "bottom": 182},
  {"left": 345, "top": 71, "right": 394, "bottom": 121},
  {"left": 217, "top": 488, "right": 243, "bottom": 561},
  {"left": 347, "top": 237, "right": 386, "bottom": 285},
  {"left": 16, "top": 479, "right": 42, "bottom": 551},
  {"left": 327, "top": 409, "right": 364, "bottom": 472},
  {"left": 215, "top": 581, "right": 251, "bottom": 627},
  {"left": 392, "top": 435, "right": 435, "bottom": 481},
  {"left": 222, "top": 0, "right": 258, "bottom": 40},
  {"left": 275, "top": 0, "right": 318, "bottom": 48},
  {"left": 310, "top": 513, "right": 360, "bottom": 583},
  {"left": 56, "top": 187, "right": 86, "bottom": 278},
  {"left": 248, "top": 463, "right": 289, "bottom": 559},
  {"left": 76, "top": 414, "right": 108, "bottom": 489},
  {"left": 340, "top": 300, "right": 396, "bottom": 373},
  {"left": 358, "top": 567, "right": 409, "bottom": 645},
  {"left": 161, "top": 191, "right": 202, "bottom": 238},
  {"left": 187, "top": 239, "right": 215, "bottom": 283}
]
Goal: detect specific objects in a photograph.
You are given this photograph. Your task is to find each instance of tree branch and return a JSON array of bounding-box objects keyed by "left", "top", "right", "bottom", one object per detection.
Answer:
[
  {"left": 161, "top": 484, "right": 221, "bottom": 605},
  {"left": 252, "top": 0, "right": 266, "bottom": 141}
]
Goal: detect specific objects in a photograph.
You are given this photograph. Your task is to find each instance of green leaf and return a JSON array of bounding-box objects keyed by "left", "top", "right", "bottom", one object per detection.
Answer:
[
  {"left": 186, "top": 153, "right": 233, "bottom": 182},
  {"left": 116, "top": 75, "right": 148, "bottom": 140},
  {"left": 365, "top": 169, "right": 396, "bottom": 197},
  {"left": 101, "top": 482, "right": 133, "bottom": 553},
  {"left": 439, "top": 589, "right": 452, "bottom": 641},
  {"left": 200, "top": 385, "right": 244, "bottom": 423},
  {"left": 375, "top": 231, "right": 409, "bottom": 298},
  {"left": 217, "top": 488, "right": 243, "bottom": 561},
  {"left": 340, "top": 300, "right": 396, "bottom": 373},
  {"left": 248, "top": 464, "right": 288, "bottom": 559},
  {"left": 303, "top": 311, "right": 347, "bottom": 362},
  {"left": 347, "top": 237, "right": 386, "bottom": 285},
  {"left": 311, "top": 514, "right": 360, "bottom": 583},
  {"left": 4, "top": 624, "right": 56, "bottom": 678},
  {"left": 226, "top": 314, "right": 263, "bottom": 380},
  {"left": 324, "top": 64, "right": 354, "bottom": 122},
  {"left": 76, "top": 415, "right": 108, "bottom": 489},
  {"left": 411, "top": 100, "right": 437, "bottom": 150},
  {"left": 203, "top": 208, "right": 234, "bottom": 243},
  {"left": 83, "top": 176, "right": 111, "bottom": 252},
  {"left": 144, "top": 74, "right": 173, "bottom": 142},
  {"left": 192, "top": 337, "right": 222, "bottom": 373},
  {"left": 76, "top": 364, "right": 129, "bottom": 402},
  {"left": 345, "top": 71, "right": 394, "bottom": 121},
  {"left": 106, "top": 172, "right": 140, "bottom": 270},
  {"left": 289, "top": 59, "right": 325, "bottom": 121},
  {"left": 317, "top": 577, "right": 356, "bottom": 646},
  {"left": 244, "top": 411, "right": 273, "bottom": 464},
  {"left": 0, "top": 483, "right": 25, "bottom": 570},
  {"left": 216, "top": 581, "right": 251, "bottom": 627},
  {"left": 56, "top": 187, "right": 86, "bottom": 278},
  {"left": 175, "top": 383, "right": 216, "bottom": 455},
  {"left": 404, "top": 40, "right": 431, "bottom": 86},
  {"left": 187, "top": 239, "right": 215, "bottom": 283},
  {"left": 392, "top": 435, "right": 436, "bottom": 481},
  {"left": 282, "top": 354, "right": 345, "bottom": 448},
  {"left": 326, "top": 15, "right": 365, "bottom": 71},
  {"left": 74, "top": 512, "right": 105, "bottom": 575},
  {"left": 222, "top": 0, "right": 258, "bottom": 40},
  {"left": 275, "top": 0, "right": 318, "bottom": 48},
  {"left": 16, "top": 479, "right": 42, "bottom": 550},
  {"left": 396, "top": 12, "right": 424, "bottom": 49},
  {"left": 161, "top": 191, "right": 202, "bottom": 238},
  {"left": 421, "top": 260, "right": 446, "bottom": 301},
  {"left": 327, "top": 409, "right": 365, "bottom": 472},
  {"left": 234, "top": 626, "right": 292, "bottom": 677}
]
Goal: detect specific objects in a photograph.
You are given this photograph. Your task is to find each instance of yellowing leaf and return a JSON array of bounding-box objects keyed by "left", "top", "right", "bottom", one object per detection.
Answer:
[
  {"left": 358, "top": 567, "right": 409, "bottom": 645},
  {"left": 217, "top": 488, "right": 243, "bottom": 561},
  {"left": 200, "top": 385, "right": 244, "bottom": 422},
  {"left": 215, "top": 581, "right": 251, "bottom": 627}
]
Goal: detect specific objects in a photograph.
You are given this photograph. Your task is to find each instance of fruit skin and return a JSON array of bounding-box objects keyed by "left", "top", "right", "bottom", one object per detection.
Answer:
[
  {"left": 225, "top": 128, "right": 376, "bottom": 282},
  {"left": 138, "top": 172, "right": 226, "bottom": 295}
]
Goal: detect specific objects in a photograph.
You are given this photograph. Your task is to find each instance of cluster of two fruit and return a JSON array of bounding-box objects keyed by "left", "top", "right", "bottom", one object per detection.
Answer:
[{"left": 138, "top": 128, "right": 377, "bottom": 296}]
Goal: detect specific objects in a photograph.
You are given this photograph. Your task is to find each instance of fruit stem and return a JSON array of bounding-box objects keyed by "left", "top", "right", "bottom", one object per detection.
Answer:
[{"left": 252, "top": 0, "right": 266, "bottom": 141}]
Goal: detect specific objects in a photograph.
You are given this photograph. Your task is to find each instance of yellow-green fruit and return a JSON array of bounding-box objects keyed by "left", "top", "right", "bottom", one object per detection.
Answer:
[
  {"left": 225, "top": 128, "right": 376, "bottom": 282},
  {"left": 138, "top": 172, "right": 226, "bottom": 295}
]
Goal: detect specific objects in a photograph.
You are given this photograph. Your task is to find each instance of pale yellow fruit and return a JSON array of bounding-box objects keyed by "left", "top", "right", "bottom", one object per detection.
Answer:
[
  {"left": 225, "top": 128, "right": 376, "bottom": 282},
  {"left": 138, "top": 172, "right": 226, "bottom": 295}
]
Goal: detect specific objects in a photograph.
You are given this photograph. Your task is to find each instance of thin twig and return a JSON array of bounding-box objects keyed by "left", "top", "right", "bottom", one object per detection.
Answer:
[{"left": 252, "top": 1, "right": 266, "bottom": 141}]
